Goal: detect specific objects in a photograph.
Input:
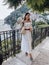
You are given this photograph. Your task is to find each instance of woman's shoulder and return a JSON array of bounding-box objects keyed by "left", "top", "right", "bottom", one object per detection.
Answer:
[{"left": 22, "top": 20, "right": 32, "bottom": 24}]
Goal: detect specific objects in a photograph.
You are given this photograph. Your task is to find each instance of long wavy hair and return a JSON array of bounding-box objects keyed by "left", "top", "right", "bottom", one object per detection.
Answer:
[{"left": 24, "top": 12, "right": 30, "bottom": 21}]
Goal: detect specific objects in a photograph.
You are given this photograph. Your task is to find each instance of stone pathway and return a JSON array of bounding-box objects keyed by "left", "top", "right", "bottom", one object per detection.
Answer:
[{"left": 2, "top": 37, "right": 49, "bottom": 65}]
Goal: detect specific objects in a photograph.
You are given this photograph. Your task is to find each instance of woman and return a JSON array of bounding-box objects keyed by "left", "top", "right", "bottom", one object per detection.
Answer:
[{"left": 21, "top": 12, "right": 33, "bottom": 60}]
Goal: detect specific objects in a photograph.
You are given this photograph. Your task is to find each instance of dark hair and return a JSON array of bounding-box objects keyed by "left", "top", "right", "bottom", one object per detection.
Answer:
[{"left": 24, "top": 12, "right": 30, "bottom": 21}]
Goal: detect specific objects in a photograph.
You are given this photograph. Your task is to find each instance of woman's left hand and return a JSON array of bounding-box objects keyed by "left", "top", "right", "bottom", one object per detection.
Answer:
[{"left": 29, "top": 26, "right": 33, "bottom": 31}]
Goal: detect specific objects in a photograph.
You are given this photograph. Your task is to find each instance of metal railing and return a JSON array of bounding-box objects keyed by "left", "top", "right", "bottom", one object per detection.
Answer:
[
  {"left": 0, "top": 27, "right": 49, "bottom": 60},
  {"left": 32, "top": 27, "right": 49, "bottom": 48},
  {"left": 0, "top": 30, "right": 21, "bottom": 60}
]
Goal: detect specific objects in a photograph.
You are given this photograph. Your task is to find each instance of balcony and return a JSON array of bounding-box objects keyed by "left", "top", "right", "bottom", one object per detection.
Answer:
[{"left": 0, "top": 26, "right": 49, "bottom": 65}]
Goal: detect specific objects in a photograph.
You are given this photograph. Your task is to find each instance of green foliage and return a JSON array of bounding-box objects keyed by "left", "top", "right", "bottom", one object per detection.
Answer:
[
  {"left": 3, "top": 0, "right": 22, "bottom": 9},
  {"left": 27, "top": 0, "right": 45, "bottom": 6},
  {"left": 35, "top": 21, "right": 46, "bottom": 26},
  {"left": 26, "top": 0, "right": 49, "bottom": 12},
  {"left": 1, "top": 39, "right": 21, "bottom": 54},
  {"left": 3, "top": 0, "right": 49, "bottom": 11},
  {"left": 38, "top": 24, "right": 49, "bottom": 28}
]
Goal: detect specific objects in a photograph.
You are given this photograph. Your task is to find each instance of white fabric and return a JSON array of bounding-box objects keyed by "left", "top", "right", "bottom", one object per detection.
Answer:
[{"left": 21, "top": 22, "right": 32, "bottom": 53}]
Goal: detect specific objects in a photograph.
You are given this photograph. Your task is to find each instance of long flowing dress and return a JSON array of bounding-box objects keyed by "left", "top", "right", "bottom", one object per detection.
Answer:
[{"left": 21, "top": 21, "right": 33, "bottom": 54}]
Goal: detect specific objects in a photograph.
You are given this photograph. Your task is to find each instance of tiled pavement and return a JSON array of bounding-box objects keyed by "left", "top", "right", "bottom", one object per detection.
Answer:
[{"left": 2, "top": 37, "right": 49, "bottom": 65}]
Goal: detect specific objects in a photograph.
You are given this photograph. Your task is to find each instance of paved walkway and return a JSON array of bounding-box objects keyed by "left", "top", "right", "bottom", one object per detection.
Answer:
[{"left": 2, "top": 37, "right": 49, "bottom": 65}]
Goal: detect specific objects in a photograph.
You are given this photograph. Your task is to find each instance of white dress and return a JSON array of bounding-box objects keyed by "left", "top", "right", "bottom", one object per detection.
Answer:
[{"left": 21, "top": 22, "right": 32, "bottom": 53}]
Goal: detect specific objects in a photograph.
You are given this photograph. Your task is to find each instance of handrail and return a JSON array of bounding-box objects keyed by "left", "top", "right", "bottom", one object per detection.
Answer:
[{"left": 0, "top": 27, "right": 49, "bottom": 60}]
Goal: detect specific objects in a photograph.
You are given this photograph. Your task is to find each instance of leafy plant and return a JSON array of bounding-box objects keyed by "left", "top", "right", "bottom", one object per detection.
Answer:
[{"left": 3, "top": 0, "right": 23, "bottom": 9}]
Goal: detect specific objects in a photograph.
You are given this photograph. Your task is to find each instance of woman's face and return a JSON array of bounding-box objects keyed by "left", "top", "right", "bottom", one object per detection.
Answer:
[{"left": 26, "top": 14, "right": 30, "bottom": 20}]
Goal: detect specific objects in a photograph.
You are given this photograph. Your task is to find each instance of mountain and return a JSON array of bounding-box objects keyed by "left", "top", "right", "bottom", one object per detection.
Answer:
[{"left": 4, "top": 4, "right": 30, "bottom": 28}]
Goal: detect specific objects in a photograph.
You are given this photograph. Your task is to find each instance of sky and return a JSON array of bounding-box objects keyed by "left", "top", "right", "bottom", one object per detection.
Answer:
[{"left": 0, "top": 0, "right": 14, "bottom": 20}]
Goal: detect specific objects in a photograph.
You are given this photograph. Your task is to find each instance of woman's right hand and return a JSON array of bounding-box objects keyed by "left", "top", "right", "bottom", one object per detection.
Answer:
[
  {"left": 23, "top": 26, "right": 25, "bottom": 29},
  {"left": 21, "top": 26, "right": 26, "bottom": 34}
]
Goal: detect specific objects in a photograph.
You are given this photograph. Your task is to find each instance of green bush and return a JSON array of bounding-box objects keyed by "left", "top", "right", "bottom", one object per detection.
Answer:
[{"left": 35, "top": 21, "right": 46, "bottom": 26}]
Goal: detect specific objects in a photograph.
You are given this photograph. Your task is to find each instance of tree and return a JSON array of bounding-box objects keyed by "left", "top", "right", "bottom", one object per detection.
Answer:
[
  {"left": 3, "top": 0, "right": 23, "bottom": 9},
  {"left": 3, "top": 0, "right": 49, "bottom": 11},
  {"left": 26, "top": 0, "right": 49, "bottom": 12}
]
